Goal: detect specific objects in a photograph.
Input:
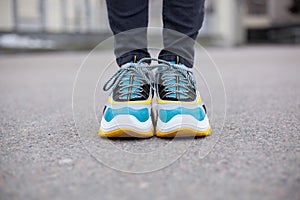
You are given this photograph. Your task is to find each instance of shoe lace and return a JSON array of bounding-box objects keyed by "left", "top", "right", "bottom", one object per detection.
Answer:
[
  {"left": 157, "top": 61, "right": 196, "bottom": 101},
  {"left": 103, "top": 62, "right": 153, "bottom": 100},
  {"left": 103, "top": 58, "right": 196, "bottom": 100}
]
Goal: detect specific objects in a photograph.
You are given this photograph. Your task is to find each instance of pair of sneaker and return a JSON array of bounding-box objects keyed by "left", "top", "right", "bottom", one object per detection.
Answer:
[{"left": 99, "top": 58, "right": 211, "bottom": 138}]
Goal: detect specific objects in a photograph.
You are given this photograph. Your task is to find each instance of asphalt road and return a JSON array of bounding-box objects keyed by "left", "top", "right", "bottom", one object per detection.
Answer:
[{"left": 0, "top": 45, "right": 299, "bottom": 200}]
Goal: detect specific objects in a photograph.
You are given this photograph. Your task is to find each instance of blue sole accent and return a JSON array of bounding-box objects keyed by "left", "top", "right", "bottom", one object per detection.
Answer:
[
  {"left": 159, "top": 107, "right": 205, "bottom": 123},
  {"left": 104, "top": 107, "right": 149, "bottom": 122}
]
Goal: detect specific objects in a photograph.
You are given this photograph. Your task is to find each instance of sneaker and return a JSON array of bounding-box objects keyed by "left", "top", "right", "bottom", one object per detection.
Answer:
[
  {"left": 99, "top": 62, "right": 154, "bottom": 138},
  {"left": 155, "top": 62, "right": 211, "bottom": 137}
]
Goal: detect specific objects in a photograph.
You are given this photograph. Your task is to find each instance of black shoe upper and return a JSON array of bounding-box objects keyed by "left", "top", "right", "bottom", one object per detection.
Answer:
[
  {"left": 112, "top": 71, "right": 152, "bottom": 102},
  {"left": 156, "top": 68, "right": 196, "bottom": 102}
]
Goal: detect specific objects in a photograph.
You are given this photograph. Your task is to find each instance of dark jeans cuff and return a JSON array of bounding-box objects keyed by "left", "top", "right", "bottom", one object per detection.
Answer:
[
  {"left": 116, "top": 49, "right": 151, "bottom": 66},
  {"left": 158, "top": 50, "right": 193, "bottom": 68}
]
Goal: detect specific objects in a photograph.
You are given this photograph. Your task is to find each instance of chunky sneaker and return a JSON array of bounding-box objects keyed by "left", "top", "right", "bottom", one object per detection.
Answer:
[
  {"left": 155, "top": 61, "right": 211, "bottom": 137},
  {"left": 99, "top": 62, "right": 154, "bottom": 138}
]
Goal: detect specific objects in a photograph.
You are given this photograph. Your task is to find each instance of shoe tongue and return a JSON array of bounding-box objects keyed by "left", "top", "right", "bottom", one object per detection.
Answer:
[
  {"left": 121, "top": 73, "right": 142, "bottom": 100},
  {"left": 114, "top": 70, "right": 149, "bottom": 101},
  {"left": 163, "top": 73, "right": 189, "bottom": 100},
  {"left": 159, "top": 65, "right": 196, "bottom": 101}
]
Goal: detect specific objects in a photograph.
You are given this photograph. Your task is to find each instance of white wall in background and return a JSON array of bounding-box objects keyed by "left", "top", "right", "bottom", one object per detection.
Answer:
[{"left": 0, "top": 0, "right": 13, "bottom": 31}]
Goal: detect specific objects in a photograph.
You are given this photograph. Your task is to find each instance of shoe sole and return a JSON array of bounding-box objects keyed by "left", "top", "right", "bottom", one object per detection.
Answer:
[
  {"left": 156, "top": 114, "right": 211, "bottom": 137},
  {"left": 98, "top": 128, "right": 153, "bottom": 138},
  {"left": 99, "top": 113, "right": 154, "bottom": 138},
  {"left": 156, "top": 126, "right": 211, "bottom": 137}
]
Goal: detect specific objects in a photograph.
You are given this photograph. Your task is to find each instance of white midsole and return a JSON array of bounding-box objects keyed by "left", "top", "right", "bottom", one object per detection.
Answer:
[
  {"left": 100, "top": 115, "right": 153, "bottom": 132},
  {"left": 156, "top": 114, "right": 210, "bottom": 132}
]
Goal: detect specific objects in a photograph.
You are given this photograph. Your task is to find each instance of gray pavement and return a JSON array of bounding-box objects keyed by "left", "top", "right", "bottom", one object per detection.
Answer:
[{"left": 0, "top": 45, "right": 299, "bottom": 200}]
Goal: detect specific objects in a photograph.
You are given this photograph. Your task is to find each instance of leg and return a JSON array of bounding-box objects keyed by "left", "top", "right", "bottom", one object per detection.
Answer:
[
  {"left": 158, "top": 0, "right": 205, "bottom": 68},
  {"left": 106, "top": 0, "right": 150, "bottom": 66},
  {"left": 100, "top": 1, "right": 154, "bottom": 138},
  {"left": 155, "top": 0, "right": 211, "bottom": 137}
]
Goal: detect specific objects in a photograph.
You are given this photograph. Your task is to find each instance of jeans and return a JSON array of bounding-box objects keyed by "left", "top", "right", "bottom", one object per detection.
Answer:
[{"left": 106, "top": 0, "right": 205, "bottom": 68}]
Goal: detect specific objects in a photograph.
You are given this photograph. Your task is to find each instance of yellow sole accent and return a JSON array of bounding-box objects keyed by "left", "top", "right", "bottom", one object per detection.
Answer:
[
  {"left": 156, "top": 94, "right": 202, "bottom": 105},
  {"left": 156, "top": 126, "right": 212, "bottom": 137},
  {"left": 108, "top": 96, "right": 152, "bottom": 105},
  {"left": 99, "top": 128, "right": 154, "bottom": 138},
  {"left": 156, "top": 95, "right": 202, "bottom": 105}
]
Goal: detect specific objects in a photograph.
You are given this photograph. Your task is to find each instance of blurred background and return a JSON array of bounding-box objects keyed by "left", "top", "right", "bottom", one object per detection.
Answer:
[
  {"left": 1, "top": 1, "right": 300, "bottom": 199},
  {"left": 0, "top": 0, "right": 300, "bottom": 52}
]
